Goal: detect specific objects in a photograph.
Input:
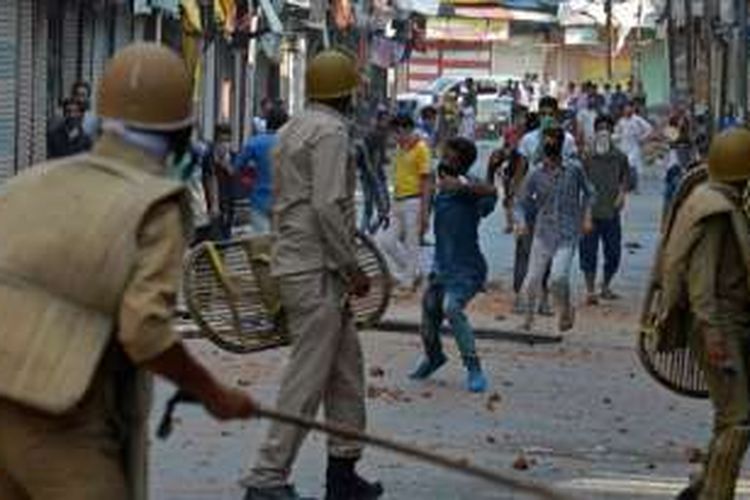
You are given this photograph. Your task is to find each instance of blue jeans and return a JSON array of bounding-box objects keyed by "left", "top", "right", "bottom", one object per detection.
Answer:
[
  {"left": 421, "top": 278, "right": 479, "bottom": 362},
  {"left": 579, "top": 216, "right": 622, "bottom": 284}
]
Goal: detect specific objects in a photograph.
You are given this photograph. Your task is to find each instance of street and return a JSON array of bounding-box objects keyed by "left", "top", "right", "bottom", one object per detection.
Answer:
[{"left": 150, "top": 164, "right": 746, "bottom": 500}]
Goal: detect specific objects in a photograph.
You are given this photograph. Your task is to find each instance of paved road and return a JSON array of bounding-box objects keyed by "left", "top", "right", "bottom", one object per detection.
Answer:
[{"left": 149, "top": 155, "right": 749, "bottom": 499}]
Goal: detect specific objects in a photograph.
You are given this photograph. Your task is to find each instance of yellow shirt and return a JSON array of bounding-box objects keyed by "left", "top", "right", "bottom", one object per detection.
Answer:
[{"left": 394, "top": 139, "right": 431, "bottom": 199}]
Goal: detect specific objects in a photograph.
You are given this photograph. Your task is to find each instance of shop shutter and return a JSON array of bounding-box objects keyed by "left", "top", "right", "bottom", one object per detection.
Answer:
[
  {"left": 491, "top": 35, "right": 545, "bottom": 78},
  {"left": 32, "top": 0, "right": 49, "bottom": 164},
  {"left": 407, "top": 41, "right": 492, "bottom": 91},
  {"left": 15, "top": 0, "right": 35, "bottom": 170},
  {"left": 0, "top": 0, "right": 18, "bottom": 181},
  {"left": 81, "top": 7, "right": 95, "bottom": 84},
  {"left": 88, "top": 7, "right": 110, "bottom": 111},
  {"left": 113, "top": 2, "right": 133, "bottom": 51},
  {"left": 61, "top": 0, "right": 82, "bottom": 99}
]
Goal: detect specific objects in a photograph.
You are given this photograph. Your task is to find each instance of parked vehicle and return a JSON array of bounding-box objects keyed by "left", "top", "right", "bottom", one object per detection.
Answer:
[
  {"left": 397, "top": 75, "right": 517, "bottom": 141},
  {"left": 397, "top": 74, "right": 518, "bottom": 119}
]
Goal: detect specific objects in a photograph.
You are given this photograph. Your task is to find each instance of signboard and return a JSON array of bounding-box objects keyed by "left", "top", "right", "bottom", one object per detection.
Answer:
[
  {"left": 564, "top": 26, "right": 600, "bottom": 45},
  {"left": 426, "top": 17, "right": 509, "bottom": 41},
  {"left": 133, "top": 0, "right": 181, "bottom": 15}
]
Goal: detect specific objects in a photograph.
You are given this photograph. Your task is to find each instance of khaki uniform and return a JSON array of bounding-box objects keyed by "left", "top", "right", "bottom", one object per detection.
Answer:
[
  {"left": 242, "top": 103, "right": 364, "bottom": 489},
  {"left": 0, "top": 133, "right": 185, "bottom": 499},
  {"left": 664, "top": 182, "right": 750, "bottom": 500}
]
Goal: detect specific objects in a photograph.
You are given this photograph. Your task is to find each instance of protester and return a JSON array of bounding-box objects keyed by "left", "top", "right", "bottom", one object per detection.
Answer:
[
  {"left": 253, "top": 97, "right": 273, "bottom": 134},
  {"left": 515, "top": 125, "right": 594, "bottom": 332},
  {"left": 410, "top": 137, "right": 497, "bottom": 393},
  {"left": 614, "top": 100, "right": 655, "bottom": 192},
  {"left": 602, "top": 83, "right": 613, "bottom": 114},
  {"left": 487, "top": 107, "right": 526, "bottom": 233},
  {"left": 359, "top": 106, "right": 392, "bottom": 234},
  {"left": 207, "top": 124, "right": 237, "bottom": 237},
  {"left": 417, "top": 105, "right": 439, "bottom": 148},
  {"left": 564, "top": 81, "right": 578, "bottom": 112},
  {"left": 518, "top": 96, "right": 578, "bottom": 165},
  {"left": 438, "top": 91, "right": 460, "bottom": 144},
  {"left": 513, "top": 98, "right": 578, "bottom": 315},
  {"left": 71, "top": 80, "right": 99, "bottom": 138},
  {"left": 47, "top": 97, "right": 92, "bottom": 159},
  {"left": 579, "top": 115, "right": 629, "bottom": 304},
  {"left": 576, "top": 94, "right": 599, "bottom": 154},
  {"left": 610, "top": 83, "right": 628, "bottom": 118},
  {"left": 235, "top": 106, "right": 289, "bottom": 234},
  {"left": 376, "top": 114, "right": 432, "bottom": 292},
  {"left": 663, "top": 137, "right": 696, "bottom": 216},
  {"left": 458, "top": 96, "right": 477, "bottom": 140},
  {"left": 463, "top": 77, "right": 478, "bottom": 112}
]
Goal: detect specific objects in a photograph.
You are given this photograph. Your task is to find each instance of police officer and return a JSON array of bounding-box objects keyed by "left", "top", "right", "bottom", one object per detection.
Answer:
[
  {"left": 663, "top": 129, "right": 750, "bottom": 500},
  {"left": 0, "top": 43, "right": 255, "bottom": 500},
  {"left": 241, "top": 50, "right": 382, "bottom": 500}
]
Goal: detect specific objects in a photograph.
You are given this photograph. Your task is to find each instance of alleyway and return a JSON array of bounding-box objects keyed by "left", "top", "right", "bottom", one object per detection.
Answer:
[{"left": 150, "top": 168, "right": 745, "bottom": 499}]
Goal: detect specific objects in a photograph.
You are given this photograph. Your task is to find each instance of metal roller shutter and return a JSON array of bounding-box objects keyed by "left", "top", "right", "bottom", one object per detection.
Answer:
[
  {"left": 113, "top": 1, "right": 133, "bottom": 51},
  {"left": 15, "top": 0, "right": 34, "bottom": 170},
  {"left": 62, "top": 0, "right": 82, "bottom": 98},
  {"left": 491, "top": 35, "right": 546, "bottom": 78},
  {"left": 88, "top": 7, "right": 110, "bottom": 111},
  {"left": 0, "top": 0, "right": 18, "bottom": 181},
  {"left": 81, "top": 6, "right": 95, "bottom": 84},
  {"left": 407, "top": 41, "right": 492, "bottom": 91},
  {"left": 32, "top": 0, "right": 49, "bottom": 164}
]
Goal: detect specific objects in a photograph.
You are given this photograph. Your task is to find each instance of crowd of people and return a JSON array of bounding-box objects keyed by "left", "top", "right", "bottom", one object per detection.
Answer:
[{"left": 8, "top": 41, "right": 750, "bottom": 500}]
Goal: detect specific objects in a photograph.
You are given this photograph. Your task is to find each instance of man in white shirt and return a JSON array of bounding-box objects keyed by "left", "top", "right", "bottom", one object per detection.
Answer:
[
  {"left": 518, "top": 97, "right": 578, "bottom": 165},
  {"left": 576, "top": 95, "right": 599, "bottom": 154},
  {"left": 614, "top": 101, "right": 654, "bottom": 192}
]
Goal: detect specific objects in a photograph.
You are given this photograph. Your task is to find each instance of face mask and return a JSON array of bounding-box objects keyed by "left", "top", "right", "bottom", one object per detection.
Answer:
[
  {"left": 438, "top": 161, "right": 461, "bottom": 178},
  {"left": 543, "top": 142, "right": 562, "bottom": 159},
  {"left": 539, "top": 115, "right": 556, "bottom": 131},
  {"left": 594, "top": 131, "right": 611, "bottom": 154}
]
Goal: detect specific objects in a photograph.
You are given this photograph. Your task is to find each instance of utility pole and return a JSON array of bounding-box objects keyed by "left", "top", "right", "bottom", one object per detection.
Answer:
[
  {"left": 666, "top": 0, "right": 676, "bottom": 98},
  {"left": 737, "top": 0, "right": 748, "bottom": 123},
  {"left": 605, "top": 0, "right": 613, "bottom": 81},
  {"left": 685, "top": 0, "right": 694, "bottom": 111}
]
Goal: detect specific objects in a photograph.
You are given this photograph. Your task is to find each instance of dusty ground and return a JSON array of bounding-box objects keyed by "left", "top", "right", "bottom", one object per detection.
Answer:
[{"left": 149, "top": 167, "right": 750, "bottom": 499}]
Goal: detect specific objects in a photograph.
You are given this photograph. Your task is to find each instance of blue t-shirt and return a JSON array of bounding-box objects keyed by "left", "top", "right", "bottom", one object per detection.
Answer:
[
  {"left": 432, "top": 184, "right": 497, "bottom": 290},
  {"left": 234, "top": 133, "right": 277, "bottom": 215}
]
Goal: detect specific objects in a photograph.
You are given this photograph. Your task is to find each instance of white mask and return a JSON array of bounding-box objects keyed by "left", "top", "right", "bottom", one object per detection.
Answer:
[{"left": 594, "top": 130, "right": 611, "bottom": 155}]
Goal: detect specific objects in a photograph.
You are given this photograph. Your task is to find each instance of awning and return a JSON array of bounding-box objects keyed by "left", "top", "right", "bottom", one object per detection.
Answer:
[
  {"left": 396, "top": 0, "right": 441, "bottom": 16},
  {"left": 426, "top": 17, "right": 510, "bottom": 41},
  {"left": 564, "top": 25, "right": 600, "bottom": 44},
  {"left": 453, "top": 5, "right": 556, "bottom": 21},
  {"left": 133, "top": 0, "right": 181, "bottom": 15}
]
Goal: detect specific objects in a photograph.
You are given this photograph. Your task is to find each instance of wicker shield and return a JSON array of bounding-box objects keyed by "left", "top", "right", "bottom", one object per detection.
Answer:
[
  {"left": 637, "top": 166, "right": 709, "bottom": 399},
  {"left": 183, "top": 232, "right": 392, "bottom": 354}
]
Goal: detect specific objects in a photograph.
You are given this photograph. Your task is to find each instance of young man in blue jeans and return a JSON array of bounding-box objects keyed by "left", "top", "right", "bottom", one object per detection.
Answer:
[
  {"left": 580, "top": 115, "right": 629, "bottom": 303},
  {"left": 409, "top": 137, "right": 497, "bottom": 393}
]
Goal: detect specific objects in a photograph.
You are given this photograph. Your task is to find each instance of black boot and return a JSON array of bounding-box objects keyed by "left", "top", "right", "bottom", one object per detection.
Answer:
[
  {"left": 325, "top": 457, "right": 383, "bottom": 500},
  {"left": 675, "top": 484, "right": 700, "bottom": 500}
]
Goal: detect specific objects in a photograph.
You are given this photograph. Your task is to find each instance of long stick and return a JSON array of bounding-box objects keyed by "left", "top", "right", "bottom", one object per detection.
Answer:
[
  {"left": 158, "top": 391, "right": 570, "bottom": 499},
  {"left": 254, "top": 405, "right": 570, "bottom": 499}
]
